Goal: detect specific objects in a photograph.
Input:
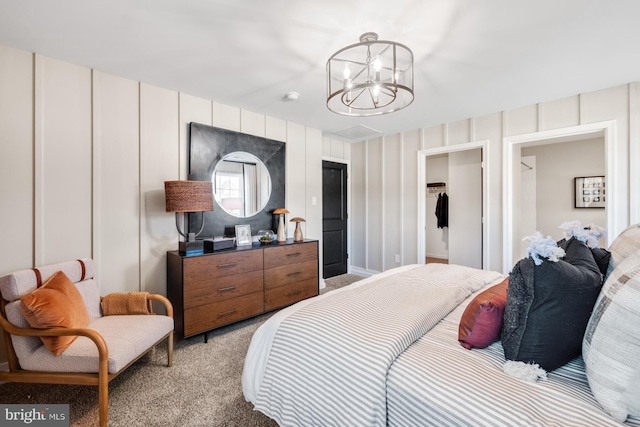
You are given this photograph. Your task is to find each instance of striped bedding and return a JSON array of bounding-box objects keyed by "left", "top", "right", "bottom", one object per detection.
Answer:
[
  {"left": 387, "top": 293, "right": 640, "bottom": 427},
  {"left": 243, "top": 263, "right": 639, "bottom": 426},
  {"left": 249, "top": 264, "right": 503, "bottom": 427}
]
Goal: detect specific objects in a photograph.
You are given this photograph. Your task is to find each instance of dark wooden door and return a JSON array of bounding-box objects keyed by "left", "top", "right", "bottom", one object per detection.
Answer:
[{"left": 322, "top": 161, "right": 348, "bottom": 278}]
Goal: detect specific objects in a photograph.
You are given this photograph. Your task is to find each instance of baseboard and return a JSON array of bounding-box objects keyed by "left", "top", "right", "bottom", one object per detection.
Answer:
[
  {"left": 348, "top": 266, "right": 379, "bottom": 277},
  {"left": 425, "top": 252, "right": 449, "bottom": 260}
]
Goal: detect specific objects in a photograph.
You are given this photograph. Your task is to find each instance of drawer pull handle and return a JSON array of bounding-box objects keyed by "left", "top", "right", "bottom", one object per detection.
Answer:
[
  {"left": 218, "top": 286, "right": 238, "bottom": 293},
  {"left": 218, "top": 263, "right": 237, "bottom": 268},
  {"left": 287, "top": 271, "right": 302, "bottom": 277},
  {"left": 286, "top": 252, "right": 302, "bottom": 257},
  {"left": 287, "top": 290, "right": 302, "bottom": 297},
  {"left": 218, "top": 309, "right": 237, "bottom": 318}
]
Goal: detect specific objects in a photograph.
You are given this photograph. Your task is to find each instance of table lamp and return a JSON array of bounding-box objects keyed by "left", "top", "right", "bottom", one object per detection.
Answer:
[{"left": 165, "top": 180, "right": 214, "bottom": 255}]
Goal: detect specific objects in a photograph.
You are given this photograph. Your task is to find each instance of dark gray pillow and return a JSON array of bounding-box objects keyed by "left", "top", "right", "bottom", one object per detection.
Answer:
[
  {"left": 557, "top": 237, "right": 611, "bottom": 277},
  {"left": 502, "top": 238, "right": 602, "bottom": 371}
]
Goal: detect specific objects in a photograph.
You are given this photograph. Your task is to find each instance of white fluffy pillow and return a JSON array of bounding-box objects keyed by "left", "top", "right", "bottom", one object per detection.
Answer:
[{"left": 583, "top": 248, "right": 640, "bottom": 422}]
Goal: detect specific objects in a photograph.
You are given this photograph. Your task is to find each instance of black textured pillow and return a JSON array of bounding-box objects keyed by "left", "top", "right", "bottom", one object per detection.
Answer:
[{"left": 501, "top": 238, "right": 602, "bottom": 371}]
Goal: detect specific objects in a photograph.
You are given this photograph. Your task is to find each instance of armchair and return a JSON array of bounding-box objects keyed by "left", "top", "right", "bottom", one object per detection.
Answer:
[{"left": 0, "top": 258, "right": 174, "bottom": 427}]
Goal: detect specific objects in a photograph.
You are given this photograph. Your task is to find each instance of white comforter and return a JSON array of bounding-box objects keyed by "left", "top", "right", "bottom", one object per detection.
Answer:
[{"left": 242, "top": 264, "right": 504, "bottom": 427}]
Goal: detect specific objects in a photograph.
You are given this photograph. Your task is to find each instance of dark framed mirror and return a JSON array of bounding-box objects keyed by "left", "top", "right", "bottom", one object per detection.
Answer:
[{"left": 188, "top": 122, "right": 285, "bottom": 238}]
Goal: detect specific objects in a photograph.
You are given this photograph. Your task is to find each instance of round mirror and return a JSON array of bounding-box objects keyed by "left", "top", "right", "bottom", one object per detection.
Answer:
[{"left": 212, "top": 151, "right": 272, "bottom": 218}]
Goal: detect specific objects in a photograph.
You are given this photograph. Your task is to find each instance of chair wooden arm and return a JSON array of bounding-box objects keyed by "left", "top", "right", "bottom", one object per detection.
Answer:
[{"left": 147, "top": 293, "right": 173, "bottom": 318}]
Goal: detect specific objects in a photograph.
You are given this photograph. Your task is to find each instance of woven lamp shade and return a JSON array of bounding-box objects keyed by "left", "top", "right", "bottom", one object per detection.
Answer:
[{"left": 164, "top": 180, "right": 214, "bottom": 212}]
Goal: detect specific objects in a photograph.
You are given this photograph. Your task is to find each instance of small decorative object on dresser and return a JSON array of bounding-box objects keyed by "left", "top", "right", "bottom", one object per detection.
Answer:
[
  {"left": 235, "top": 224, "right": 252, "bottom": 246},
  {"left": 290, "top": 217, "right": 306, "bottom": 242},
  {"left": 273, "top": 208, "right": 289, "bottom": 242},
  {"left": 258, "top": 230, "right": 274, "bottom": 244}
]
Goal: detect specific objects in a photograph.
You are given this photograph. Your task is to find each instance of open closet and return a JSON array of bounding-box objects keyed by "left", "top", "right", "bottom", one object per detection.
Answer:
[{"left": 424, "top": 149, "right": 483, "bottom": 269}]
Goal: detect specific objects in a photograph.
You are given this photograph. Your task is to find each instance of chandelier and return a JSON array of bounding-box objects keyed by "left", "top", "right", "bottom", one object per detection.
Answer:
[{"left": 326, "top": 32, "right": 414, "bottom": 116}]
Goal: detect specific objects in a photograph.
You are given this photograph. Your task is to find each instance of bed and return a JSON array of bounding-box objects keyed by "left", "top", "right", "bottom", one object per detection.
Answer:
[{"left": 242, "top": 225, "right": 640, "bottom": 427}]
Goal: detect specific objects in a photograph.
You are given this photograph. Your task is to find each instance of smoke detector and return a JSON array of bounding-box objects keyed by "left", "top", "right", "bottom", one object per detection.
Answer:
[{"left": 283, "top": 92, "right": 300, "bottom": 102}]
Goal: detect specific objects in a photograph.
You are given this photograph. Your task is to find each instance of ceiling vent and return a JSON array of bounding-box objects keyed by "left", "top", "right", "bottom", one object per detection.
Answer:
[{"left": 329, "top": 124, "right": 382, "bottom": 141}]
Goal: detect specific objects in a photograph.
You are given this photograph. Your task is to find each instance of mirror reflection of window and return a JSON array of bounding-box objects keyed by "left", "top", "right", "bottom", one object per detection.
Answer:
[{"left": 212, "top": 152, "right": 271, "bottom": 218}]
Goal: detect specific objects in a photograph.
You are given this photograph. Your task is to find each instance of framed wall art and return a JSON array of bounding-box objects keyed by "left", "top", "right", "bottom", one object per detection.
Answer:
[{"left": 574, "top": 176, "right": 605, "bottom": 208}]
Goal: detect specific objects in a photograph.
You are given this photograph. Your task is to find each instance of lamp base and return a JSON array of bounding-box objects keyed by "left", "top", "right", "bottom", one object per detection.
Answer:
[{"left": 179, "top": 240, "right": 204, "bottom": 256}]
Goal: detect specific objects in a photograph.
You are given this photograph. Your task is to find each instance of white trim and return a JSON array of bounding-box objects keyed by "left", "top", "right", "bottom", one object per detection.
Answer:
[
  {"left": 630, "top": 83, "right": 640, "bottom": 224},
  {"left": 417, "top": 140, "right": 490, "bottom": 269},
  {"left": 503, "top": 121, "right": 617, "bottom": 274},
  {"left": 349, "top": 266, "right": 378, "bottom": 278},
  {"left": 321, "top": 156, "right": 352, "bottom": 275}
]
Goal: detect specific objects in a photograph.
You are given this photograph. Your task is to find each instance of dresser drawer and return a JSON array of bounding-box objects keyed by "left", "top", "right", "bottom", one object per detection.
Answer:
[
  {"left": 264, "top": 278, "right": 318, "bottom": 311},
  {"left": 264, "top": 242, "right": 317, "bottom": 269},
  {"left": 264, "top": 259, "right": 318, "bottom": 290},
  {"left": 184, "top": 291, "right": 264, "bottom": 337},
  {"left": 184, "top": 250, "right": 263, "bottom": 282},
  {"left": 184, "top": 270, "right": 263, "bottom": 309}
]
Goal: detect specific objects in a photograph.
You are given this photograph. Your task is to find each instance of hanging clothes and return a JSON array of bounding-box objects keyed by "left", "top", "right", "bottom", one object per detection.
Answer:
[{"left": 435, "top": 192, "right": 449, "bottom": 228}]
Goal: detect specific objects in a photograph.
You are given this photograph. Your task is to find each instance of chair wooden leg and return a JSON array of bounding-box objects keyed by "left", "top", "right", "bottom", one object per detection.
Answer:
[
  {"left": 99, "top": 360, "right": 109, "bottom": 427},
  {"left": 167, "top": 332, "right": 173, "bottom": 367}
]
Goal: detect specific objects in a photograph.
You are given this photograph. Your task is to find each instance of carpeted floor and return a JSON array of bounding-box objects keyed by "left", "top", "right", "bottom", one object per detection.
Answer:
[{"left": 0, "top": 273, "right": 364, "bottom": 426}]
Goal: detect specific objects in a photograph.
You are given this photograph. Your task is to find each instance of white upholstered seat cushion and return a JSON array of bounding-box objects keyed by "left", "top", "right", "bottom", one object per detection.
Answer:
[{"left": 16, "top": 314, "right": 174, "bottom": 374}]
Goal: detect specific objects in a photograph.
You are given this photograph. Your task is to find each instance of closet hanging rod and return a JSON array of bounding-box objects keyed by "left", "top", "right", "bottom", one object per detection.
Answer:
[
  {"left": 427, "top": 182, "right": 446, "bottom": 188},
  {"left": 521, "top": 161, "right": 533, "bottom": 170}
]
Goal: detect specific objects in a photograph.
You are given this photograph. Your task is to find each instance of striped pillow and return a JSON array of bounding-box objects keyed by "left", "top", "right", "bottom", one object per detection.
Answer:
[
  {"left": 605, "top": 223, "right": 640, "bottom": 280},
  {"left": 583, "top": 248, "right": 640, "bottom": 422}
]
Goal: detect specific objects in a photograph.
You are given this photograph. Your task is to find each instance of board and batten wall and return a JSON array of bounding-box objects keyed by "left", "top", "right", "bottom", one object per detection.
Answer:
[
  {"left": 0, "top": 43, "right": 323, "bottom": 364},
  {"left": 349, "top": 83, "right": 640, "bottom": 276}
]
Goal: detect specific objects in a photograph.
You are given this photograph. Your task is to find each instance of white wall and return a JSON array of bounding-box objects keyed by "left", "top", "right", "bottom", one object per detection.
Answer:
[
  {"left": 0, "top": 43, "right": 324, "bottom": 363},
  {"left": 522, "top": 137, "right": 606, "bottom": 240},
  {"left": 350, "top": 85, "right": 639, "bottom": 275}
]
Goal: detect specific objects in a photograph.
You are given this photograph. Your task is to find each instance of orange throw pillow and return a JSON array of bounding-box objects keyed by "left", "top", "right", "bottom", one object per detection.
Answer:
[
  {"left": 458, "top": 277, "right": 509, "bottom": 350},
  {"left": 20, "top": 270, "right": 90, "bottom": 355}
]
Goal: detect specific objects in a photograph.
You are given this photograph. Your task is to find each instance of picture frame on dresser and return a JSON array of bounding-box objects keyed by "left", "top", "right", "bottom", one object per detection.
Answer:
[{"left": 235, "top": 224, "right": 252, "bottom": 246}]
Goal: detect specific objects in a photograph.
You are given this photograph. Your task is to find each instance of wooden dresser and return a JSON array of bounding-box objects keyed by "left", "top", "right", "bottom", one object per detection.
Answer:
[{"left": 167, "top": 239, "right": 319, "bottom": 339}]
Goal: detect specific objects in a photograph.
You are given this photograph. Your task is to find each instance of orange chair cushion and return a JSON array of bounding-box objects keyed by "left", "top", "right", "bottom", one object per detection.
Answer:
[{"left": 20, "top": 270, "right": 90, "bottom": 355}]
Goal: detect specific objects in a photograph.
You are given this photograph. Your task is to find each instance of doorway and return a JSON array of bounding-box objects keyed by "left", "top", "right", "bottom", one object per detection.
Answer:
[
  {"left": 322, "top": 160, "right": 348, "bottom": 278},
  {"left": 503, "top": 121, "right": 617, "bottom": 274},
  {"left": 418, "top": 140, "right": 489, "bottom": 269}
]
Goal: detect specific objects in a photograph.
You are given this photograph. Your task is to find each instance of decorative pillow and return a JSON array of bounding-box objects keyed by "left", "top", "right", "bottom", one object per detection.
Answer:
[
  {"left": 458, "top": 277, "right": 508, "bottom": 349},
  {"left": 583, "top": 248, "right": 640, "bottom": 422},
  {"left": 20, "top": 270, "right": 90, "bottom": 355},
  {"left": 558, "top": 237, "right": 610, "bottom": 277},
  {"left": 501, "top": 237, "right": 602, "bottom": 371},
  {"left": 605, "top": 223, "right": 640, "bottom": 280}
]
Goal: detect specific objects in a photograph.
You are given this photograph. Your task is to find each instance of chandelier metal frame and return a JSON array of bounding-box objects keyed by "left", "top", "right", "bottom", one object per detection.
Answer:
[{"left": 326, "top": 32, "right": 414, "bottom": 116}]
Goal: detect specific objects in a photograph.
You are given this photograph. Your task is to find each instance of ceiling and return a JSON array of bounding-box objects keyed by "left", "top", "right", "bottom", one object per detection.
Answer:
[{"left": 1, "top": 0, "right": 640, "bottom": 141}]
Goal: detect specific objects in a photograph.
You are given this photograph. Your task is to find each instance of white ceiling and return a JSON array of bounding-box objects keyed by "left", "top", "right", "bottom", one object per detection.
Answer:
[{"left": 1, "top": 0, "right": 640, "bottom": 141}]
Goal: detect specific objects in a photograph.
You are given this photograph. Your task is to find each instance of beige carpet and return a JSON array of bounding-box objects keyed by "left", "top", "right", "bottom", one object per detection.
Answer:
[{"left": 0, "top": 273, "right": 364, "bottom": 426}]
